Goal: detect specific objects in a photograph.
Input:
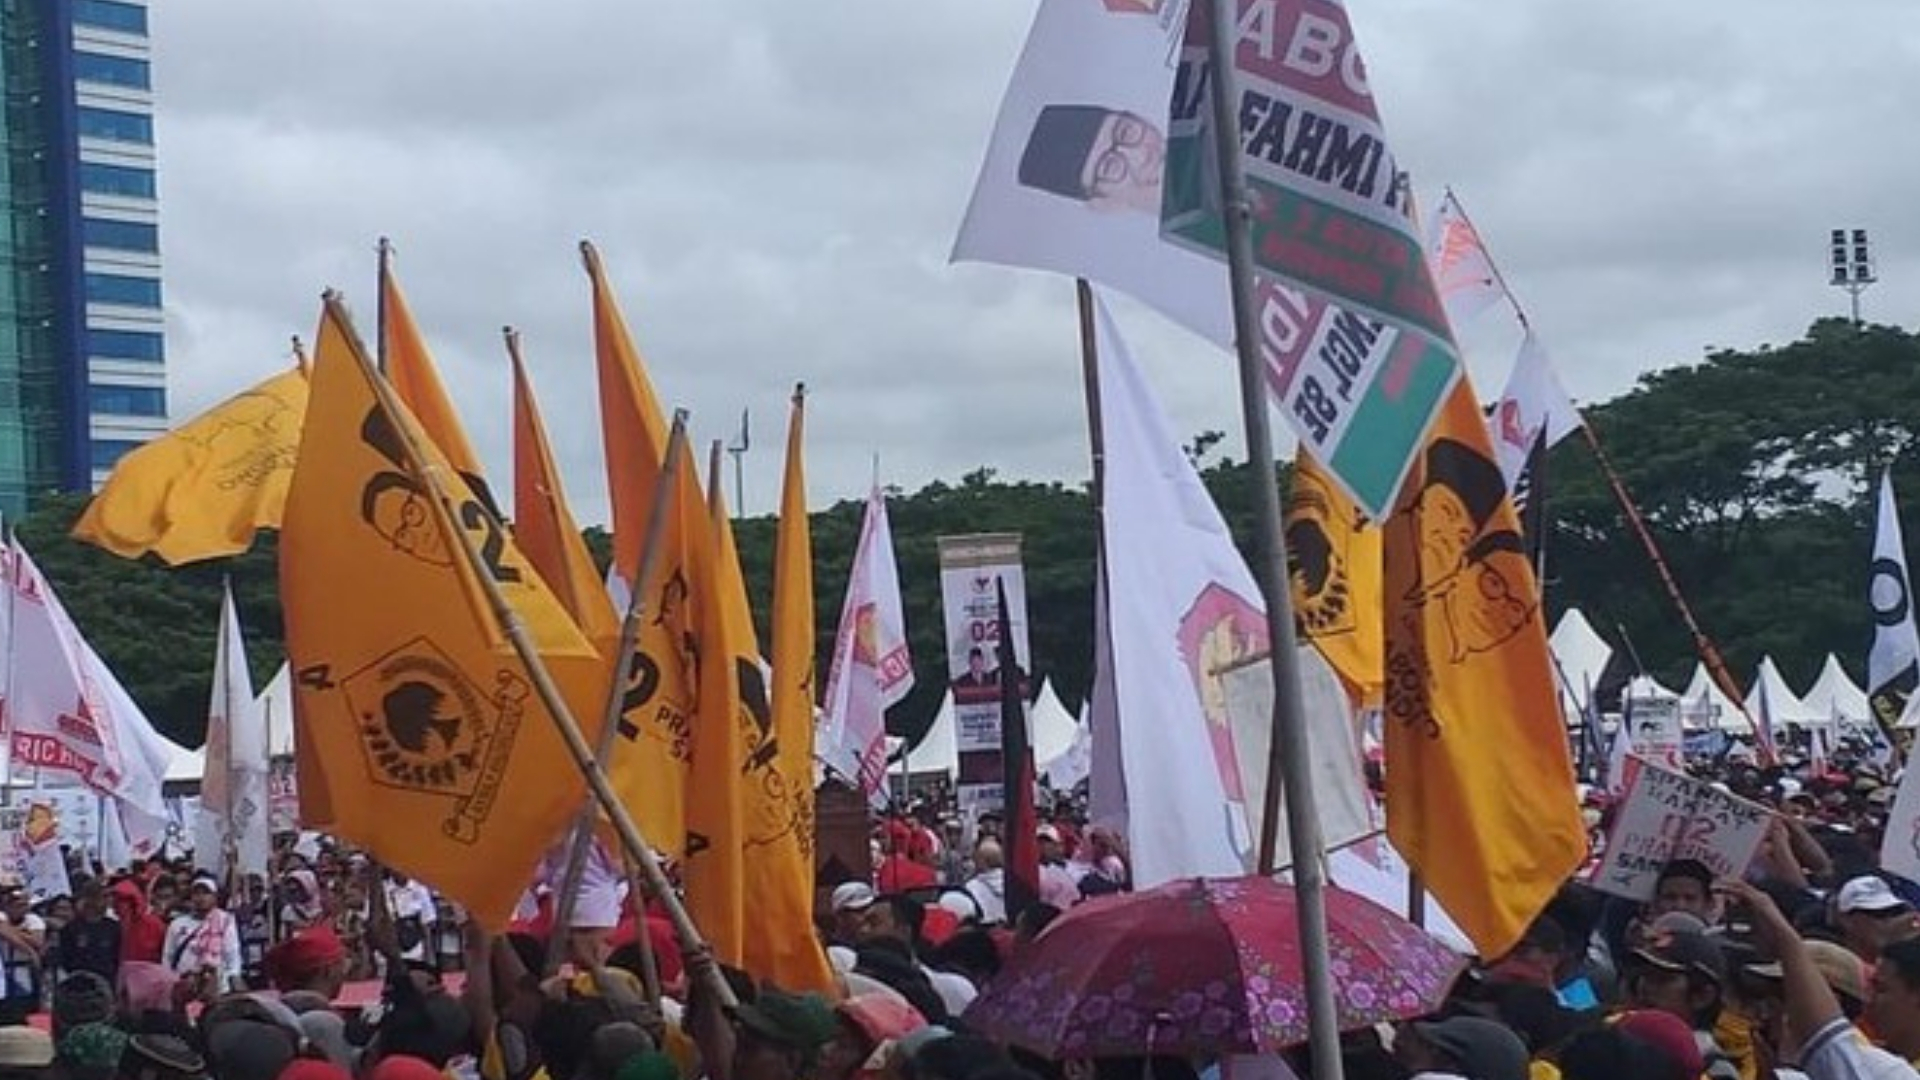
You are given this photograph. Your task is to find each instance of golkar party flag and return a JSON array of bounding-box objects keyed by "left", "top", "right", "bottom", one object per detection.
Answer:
[
  {"left": 1382, "top": 383, "right": 1587, "bottom": 956},
  {"left": 73, "top": 362, "right": 309, "bottom": 566},
  {"left": 820, "top": 478, "right": 915, "bottom": 809},
  {"left": 281, "top": 297, "right": 607, "bottom": 928},
  {"left": 1285, "top": 448, "right": 1382, "bottom": 704}
]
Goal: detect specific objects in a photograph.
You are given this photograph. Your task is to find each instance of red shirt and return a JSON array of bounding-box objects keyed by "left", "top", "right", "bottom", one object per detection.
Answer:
[
  {"left": 876, "top": 855, "right": 936, "bottom": 893},
  {"left": 121, "top": 909, "right": 166, "bottom": 964}
]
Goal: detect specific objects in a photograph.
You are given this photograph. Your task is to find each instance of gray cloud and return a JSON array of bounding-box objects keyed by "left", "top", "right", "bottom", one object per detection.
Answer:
[{"left": 150, "top": 1, "right": 1919, "bottom": 522}]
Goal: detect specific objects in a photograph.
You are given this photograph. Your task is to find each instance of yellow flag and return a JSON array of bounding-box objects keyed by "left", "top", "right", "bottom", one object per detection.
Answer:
[
  {"left": 683, "top": 445, "right": 760, "bottom": 970},
  {"left": 749, "top": 389, "right": 836, "bottom": 993},
  {"left": 72, "top": 364, "right": 308, "bottom": 565},
  {"left": 586, "top": 245, "right": 701, "bottom": 853},
  {"left": 511, "top": 347, "right": 621, "bottom": 653},
  {"left": 382, "top": 262, "right": 500, "bottom": 518},
  {"left": 1382, "top": 382, "right": 1585, "bottom": 957},
  {"left": 1286, "top": 448, "right": 1383, "bottom": 703},
  {"left": 282, "top": 300, "right": 606, "bottom": 929}
]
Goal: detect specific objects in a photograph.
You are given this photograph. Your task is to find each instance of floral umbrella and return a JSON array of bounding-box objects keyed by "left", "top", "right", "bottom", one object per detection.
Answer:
[{"left": 964, "top": 875, "right": 1466, "bottom": 1058}]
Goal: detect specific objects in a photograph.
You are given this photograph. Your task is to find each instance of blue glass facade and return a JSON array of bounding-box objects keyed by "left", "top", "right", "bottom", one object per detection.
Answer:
[{"left": 0, "top": 0, "right": 164, "bottom": 514}]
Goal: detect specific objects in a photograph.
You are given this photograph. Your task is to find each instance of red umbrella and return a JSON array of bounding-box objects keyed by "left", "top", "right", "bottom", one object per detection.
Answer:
[{"left": 963, "top": 875, "right": 1466, "bottom": 1058}]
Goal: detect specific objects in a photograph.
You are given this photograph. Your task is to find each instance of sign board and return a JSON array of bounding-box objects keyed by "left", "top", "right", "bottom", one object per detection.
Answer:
[
  {"left": 1591, "top": 757, "right": 1771, "bottom": 901},
  {"left": 938, "top": 534, "right": 1029, "bottom": 819}
]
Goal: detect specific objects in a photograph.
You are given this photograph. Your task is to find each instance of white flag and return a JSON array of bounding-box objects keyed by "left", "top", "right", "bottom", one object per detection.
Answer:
[
  {"left": 2, "top": 540, "right": 166, "bottom": 820},
  {"left": 197, "top": 582, "right": 269, "bottom": 879},
  {"left": 1426, "top": 191, "right": 1509, "bottom": 331},
  {"left": 1870, "top": 471, "right": 1920, "bottom": 734},
  {"left": 819, "top": 484, "right": 914, "bottom": 810},
  {"left": 1488, "top": 331, "right": 1584, "bottom": 490},
  {"left": 1098, "top": 290, "right": 1258, "bottom": 884}
]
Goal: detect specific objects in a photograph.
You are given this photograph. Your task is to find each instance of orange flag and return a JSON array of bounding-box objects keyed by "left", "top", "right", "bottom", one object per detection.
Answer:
[
  {"left": 1382, "top": 382, "right": 1585, "bottom": 957},
  {"left": 1286, "top": 448, "right": 1383, "bottom": 704},
  {"left": 281, "top": 299, "right": 605, "bottom": 928},
  {"left": 510, "top": 341, "right": 620, "bottom": 653},
  {"left": 72, "top": 363, "right": 308, "bottom": 565},
  {"left": 382, "top": 257, "right": 501, "bottom": 519},
  {"left": 585, "top": 244, "right": 702, "bottom": 852},
  {"left": 740, "top": 390, "right": 835, "bottom": 992},
  {"left": 682, "top": 446, "right": 760, "bottom": 968}
]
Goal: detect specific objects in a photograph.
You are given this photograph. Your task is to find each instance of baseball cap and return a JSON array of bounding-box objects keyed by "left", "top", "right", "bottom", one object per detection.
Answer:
[
  {"left": 1838, "top": 875, "right": 1909, "bottom": 915},
  {"left": 831, "top": 882, "right": 877, "bottom": 914},
  {"left": 731, "top": 989, "right": 839, "bottom": 1052},
  {"left": 1036, "top": 824, "right": 1061, "bottom": 843},
  {"left": 1613, "top": 1010, "right": 1705, "bottom": 1074},
  {"left": 1632, "top": 930, "right": 1727, "bottom": 985},
  {"left": 1746, "top": 939, "right": 1870, "bottom": 1005},
  {"left": 1409, "top": 1016, "right": 1528, "bottom": 1080},
  {"left": 190, "top": 874, "right": 220, "bottom": 894}
]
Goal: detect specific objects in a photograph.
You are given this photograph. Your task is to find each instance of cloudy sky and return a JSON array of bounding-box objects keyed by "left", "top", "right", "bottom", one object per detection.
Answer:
[{"left": 150, "top": 1, "right": 1918, "bottom": 521}]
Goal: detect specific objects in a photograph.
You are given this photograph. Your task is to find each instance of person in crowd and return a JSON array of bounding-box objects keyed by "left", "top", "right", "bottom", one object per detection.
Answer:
[
  {"left": 856, "top": 894, "right": 974, "bottom": 1018},
  {"left": 1394, "top": 1015, "right": 1530, "bottom": 1080},
  {"left": 108, "top": 880, "right": 165, "bottom": 967},
  {"left": 53, "top": 879, "right": 121, "bottom": 986},
  {"left": 278, "top": 867, "right": 328, "bottom": 931},
  {"left": 1625, "top": 927, "right": 1742, "bottom": 1078},
  {"left": 876, "top": 822, "right": 937, "bottom": 894},
  {"left": 962, "top": 841, "right": 1007, "bottom": 926},
  {"left": 1834, "top": 874, "right": 1920, "bottom": 962},
  {"left": 0, "top": 885, "right": 45, "bottom": 1025},
  {"left": 728, "top": 988, "right": 840, "bottom": 1080},
  {"left": 160, "top": 876, "right": 242, "bottom": 994},
  {"left": 384, "top": 870, "right": 440, "bottom": 971},
  {"left": 1869, "top": 938, "right": 1920, "bottom": 1067},
  {"left": 819, "top": 994, "right": 926, "bottom": 1080},
  {"left": 1650, "top": 859, "right": 1717, "bottom": 923}
]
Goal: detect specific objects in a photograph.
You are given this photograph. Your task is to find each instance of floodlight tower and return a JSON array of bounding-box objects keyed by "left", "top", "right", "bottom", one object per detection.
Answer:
[{"left": 1830, "top": 227, "right": 1877, "bottom": 326}]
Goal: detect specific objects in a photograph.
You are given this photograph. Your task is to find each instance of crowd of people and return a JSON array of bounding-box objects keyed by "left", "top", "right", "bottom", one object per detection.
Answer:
[{"left": 0, "top": 742, "right": 1913, "bottom": 1080}]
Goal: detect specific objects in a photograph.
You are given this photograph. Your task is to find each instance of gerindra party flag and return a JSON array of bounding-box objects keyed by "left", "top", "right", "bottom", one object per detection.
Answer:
[
  {"left": 73, "top": 363, "right": 308, "bottom": 565},
  {"left": 1381, "top": 383, "right": 1585, "bottom": 957},
  {"left": 281, "top": 298, "right": 606, "bottom": 929}
]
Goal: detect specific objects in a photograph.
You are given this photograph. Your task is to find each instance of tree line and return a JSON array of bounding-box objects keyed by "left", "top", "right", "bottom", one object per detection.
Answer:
[{"left": 17, "top": 317, "right": 1919, "bottom": 749}]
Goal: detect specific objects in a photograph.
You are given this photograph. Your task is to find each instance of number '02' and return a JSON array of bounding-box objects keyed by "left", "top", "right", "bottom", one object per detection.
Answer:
[{"left": 459, "top": 500, "right": 522, "bottom": 584}]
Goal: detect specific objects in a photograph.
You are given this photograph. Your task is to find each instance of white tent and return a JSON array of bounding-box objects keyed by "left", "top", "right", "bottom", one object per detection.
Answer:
[
  {"left": 1681, "top": 662, "right": 1745, "bottom": 732},
  {"left": 1029, "top": 678, "right": 1080, "bottom": 770},
  {"left": 906, "top": 691, "right": 960, "bottom": 777},
  {"left": 161, "top": 738, "right": 203, "bottom": 785},
  {"left": 1747, "top": 655, "right": 1821, "bottom": 727},
  {"left": 1803, "top": 654, "right": 1873, "bottom": 727},
  {"left": 258, "top": 663, "right": 294, "bottom": 758},
  {"left": 1625, "top": 674, "right": 1680, "bottom": 701},
  {"left": 1549, "top": 609, "right": 1612, "bottom": 720}
]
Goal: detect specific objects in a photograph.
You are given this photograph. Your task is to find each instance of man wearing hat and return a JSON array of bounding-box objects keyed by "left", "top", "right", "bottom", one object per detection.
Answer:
[
  {"left": 161, "top": 875, "right": 241, "bottom": 993},
  {"left": 729, "top": 988, "right": 839, "bottom": 1080},
  {"left": 1626, "top": 930, "right": 1741, "bottom": 1079},
  {"left": 1395, "top": 1015, "right": 1529, "bottom": 1080},
  {"left": 1835, "top": 875, "right": 1920, "bottom": 962}
]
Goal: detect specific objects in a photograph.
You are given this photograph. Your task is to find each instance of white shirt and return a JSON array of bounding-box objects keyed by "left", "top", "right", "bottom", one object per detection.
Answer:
[
  {"left": 162, "top": 910, "right": 242, "bottom": 986},
  {"left": 1799, "top": 1018, "right": 1920, "bottom": 1080},
  {"left": 385, "top": 880, "right": 438, "bottom": 963},
  {"left": 964, "top": 870, "right": 1007, "bottom": 925},
  {"left": 0, "top": 913, "right": 43, "bottom": 998},
  {"left": 922, "top": 963, "right": 977, "bottom": 1016}
]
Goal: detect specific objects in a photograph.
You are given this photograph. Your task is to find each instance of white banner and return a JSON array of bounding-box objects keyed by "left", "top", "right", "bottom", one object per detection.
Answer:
[
  {"left": 1625, "top": 696, "right": 1684, "bottom": 772},
  {"left": 820, "top": 485, "right": 916, "bottom": 809},
  {"left": 1592, "top": 758, "right": 1770, "bottom": 901},
  {"left": 938, "top": 534, "right": 1028, "bottom": 818}
]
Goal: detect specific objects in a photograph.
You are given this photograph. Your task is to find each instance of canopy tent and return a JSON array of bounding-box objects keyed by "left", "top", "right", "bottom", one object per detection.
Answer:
[
  {"left": 1029, "top": 678, "right": 1080, "bottom": 770},
  {"left": 258, "top": 662, "right": 294, "bottom": 758},
  {"left": 905, "top": 690, "right": 961, "bottom": 778},
  {"left": 1549, "top": 609, "right": 1612, "bottom": 721},
  {"left": 1681, "top": 662, "right": 1746, "bottom": 733},
  {"left": 163, "top": 740, "right": 204, "bottom": 785},
  {"left": 1623, "top": 674, "right": 1680, "bottom": 701},
  {"left": 1747, "top": 655, "right": 1822, "bottom": 728},
  {"left": 1803, "top": 654, "right": 1873, "bottom": 728}
]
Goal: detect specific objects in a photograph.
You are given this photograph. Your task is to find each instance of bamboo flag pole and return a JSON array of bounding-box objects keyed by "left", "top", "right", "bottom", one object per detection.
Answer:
[
  {"left": 320, "top": 292, "right": 738, "bottom": 1009},
  {"left": 521, "top": 325, "right": 689, "bottom": 973}
]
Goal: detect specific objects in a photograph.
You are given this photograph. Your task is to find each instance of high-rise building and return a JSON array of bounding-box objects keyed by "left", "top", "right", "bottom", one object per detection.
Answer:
[{"left": 0, "top": 0, "right": 164, "bottom": 517}]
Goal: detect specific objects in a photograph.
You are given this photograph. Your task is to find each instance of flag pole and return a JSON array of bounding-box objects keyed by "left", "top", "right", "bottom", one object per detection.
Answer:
[
  {"left": 220, "top": 577, "right": 240, "bottom": 896},
  {"left": 375, "top": 238, "right": 393, "bottom": 375},
  {"left": 319, "top": 292, "right": 737, "bottom": 1009},
  {"left": 519, "top": 325, "right": 689, "bottom": 973},
  {"left": 1199, "top": 4, "right": 1343, "bottom": 1077}
]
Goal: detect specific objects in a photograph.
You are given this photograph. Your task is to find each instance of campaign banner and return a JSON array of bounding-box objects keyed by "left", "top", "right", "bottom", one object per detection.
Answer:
[
  {"left": 1159, "top": 0, "right": 1459, "bottom": 516},
  {"left": 951, "top": 0, "right": 1431, "bottom": 519},
  {"left": 1625, "top": 696, "right": 1684, "bottom": 772},
  {"left": 268, "top": 759, "right": 299, "bottom": 835},
  {"left": 938, "top": 534, "right": 1029, "bottom": 819},
  {"left": 0, "top": 803, "right": 72, "bottom": 902},
  {"left": 1591, "top": 758, "right": 1771, "bottom": 901}
]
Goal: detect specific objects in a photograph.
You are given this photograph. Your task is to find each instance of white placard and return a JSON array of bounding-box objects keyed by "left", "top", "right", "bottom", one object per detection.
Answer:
[{"left": 1592, "top": 758, "right": 1770, "bottom": 901}]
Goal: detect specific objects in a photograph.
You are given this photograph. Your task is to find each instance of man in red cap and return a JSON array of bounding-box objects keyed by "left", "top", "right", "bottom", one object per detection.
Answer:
[
  {"left": 266, "top": 925, "right": 349, "bottom": 1007},
  {"left": 875, "top": 821, "right": 934, "bottom": 893}
]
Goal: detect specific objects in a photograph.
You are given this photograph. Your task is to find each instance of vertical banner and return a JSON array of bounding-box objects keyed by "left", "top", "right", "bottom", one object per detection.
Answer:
[
  {"left": 268, "top": 759, "right": 299, "bottom": 835},
  {"left": 1159, "top": 0, "right": 1461, "bottom": 517},
  {"left": 938, "top": 534, "right": 1029, "bottom": 821}
]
